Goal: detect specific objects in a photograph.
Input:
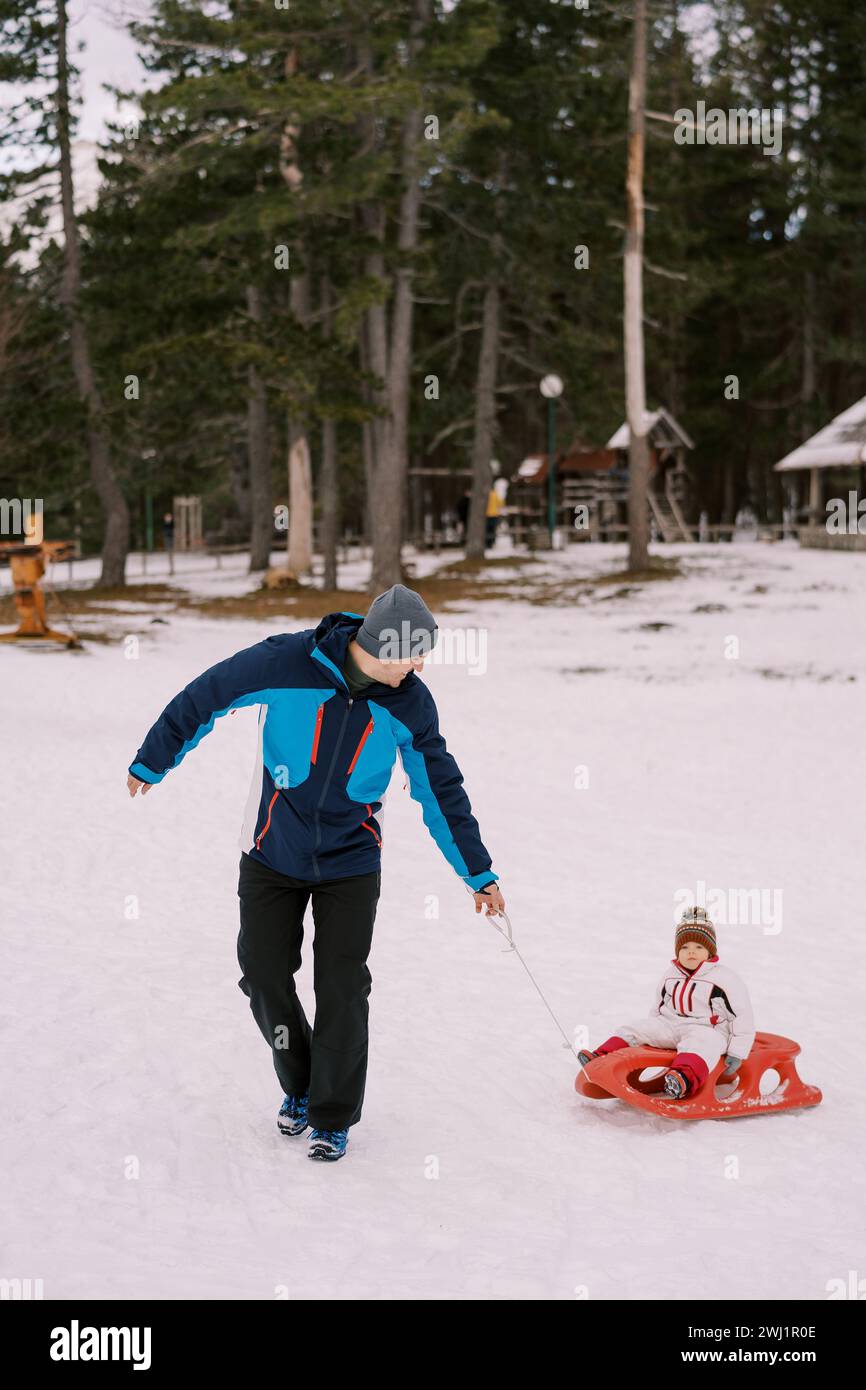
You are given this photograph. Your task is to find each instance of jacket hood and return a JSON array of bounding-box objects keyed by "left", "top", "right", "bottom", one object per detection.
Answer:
[
  {"left": 308, "top": 610, "right": 420, "bottom": 697},
  {"left": 309, "top": 610, "right": 364, "bottom": 681},
  {"left": 313, "top": 610, "right": 364, "bottom": 646}
]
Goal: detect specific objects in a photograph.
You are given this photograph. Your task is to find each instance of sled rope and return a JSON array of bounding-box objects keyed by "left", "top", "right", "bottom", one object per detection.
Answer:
[{"left": 484, "top": 908, "right": 581, "bottom": 1063}]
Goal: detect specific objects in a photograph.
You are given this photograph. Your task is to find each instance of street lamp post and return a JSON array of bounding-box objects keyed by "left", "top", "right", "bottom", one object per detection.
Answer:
[{"left": 540, "top": 374, "right": 564, "bottom": 543}]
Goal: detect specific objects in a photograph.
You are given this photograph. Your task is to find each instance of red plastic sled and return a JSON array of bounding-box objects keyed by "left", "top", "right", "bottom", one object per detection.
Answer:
[{"left": 575, "top": 1031, "right": 822, "bottom": 1120}]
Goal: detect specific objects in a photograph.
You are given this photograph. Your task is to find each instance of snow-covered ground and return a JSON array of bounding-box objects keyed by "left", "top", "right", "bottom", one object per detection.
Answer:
[
  {"left": 0, "top": 540, "right": 451, "bottom": 603},
  {"left": 2, "top": 541, "right": 864, "bottom": 1300}
]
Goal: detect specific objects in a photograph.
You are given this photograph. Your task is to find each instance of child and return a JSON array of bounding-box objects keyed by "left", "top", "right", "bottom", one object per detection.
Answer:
[{"left": 579, "top": 906, "right": 755, "bottom": 1100}]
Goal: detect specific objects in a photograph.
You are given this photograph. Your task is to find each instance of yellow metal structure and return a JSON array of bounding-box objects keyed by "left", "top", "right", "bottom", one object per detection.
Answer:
[{"left": 0, "top": 541, "right": 79, "bottom": 647}]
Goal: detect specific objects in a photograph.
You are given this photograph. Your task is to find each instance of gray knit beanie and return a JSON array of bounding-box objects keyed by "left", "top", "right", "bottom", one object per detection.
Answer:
[{"left": 356, "top": 584, "right": 438, "bottom": 660}]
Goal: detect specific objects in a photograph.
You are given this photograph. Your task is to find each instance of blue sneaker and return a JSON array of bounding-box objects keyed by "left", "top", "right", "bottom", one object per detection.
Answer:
[
  {"left": 663, "top": 1070, "right": 689, "bottom": 1101},
  {"left": 277, "top": 1093, "right": 309, "bottom": 1136},
  {"left": 578, "top": 1049, "right": 602, "bottom": 1068},
  {"left": 308, "top": 1128, "right": 349, "bottom": 1162}
]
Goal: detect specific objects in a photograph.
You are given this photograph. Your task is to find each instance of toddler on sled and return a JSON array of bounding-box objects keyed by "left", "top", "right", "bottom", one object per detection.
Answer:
[{"left": 579, "top": 906, "right": 755, "bottom": 1101}]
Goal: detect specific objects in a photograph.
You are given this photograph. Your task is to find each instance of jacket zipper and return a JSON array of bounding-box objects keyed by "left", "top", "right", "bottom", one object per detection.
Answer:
[
  {"left": 361, "top": 803, "right": 381, "bottom": 847},
  {"left": 310, "top": 702, "right": 324, "bottom": 764},
  {"left": 256, "top": 790, "right": 280, "bottom": 851},
  {"left": 346, "top": 717, "right": 374, "bottom": 775},
  {"left": 672, "top": 963, "right": 702, "bottom": 1016},
  {"left": 311, "top": 696, "right": 353, "bottom": 880}
]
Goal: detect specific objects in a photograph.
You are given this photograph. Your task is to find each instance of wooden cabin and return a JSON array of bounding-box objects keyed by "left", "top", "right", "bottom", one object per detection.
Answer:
[
  {"left": 510, "top": 408, "right": 696, "bottom": 544},
  {"left": 510, "top": 444, "right": 623, "bottom": 544},
  {"left": 774, "top": 396, "right": 866, "bottom": 550}
]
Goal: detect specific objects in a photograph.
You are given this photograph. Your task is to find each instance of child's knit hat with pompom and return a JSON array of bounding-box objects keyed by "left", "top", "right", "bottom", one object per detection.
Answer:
[{"left": 675, "top": 905, "right": 717, "bottom": 956}]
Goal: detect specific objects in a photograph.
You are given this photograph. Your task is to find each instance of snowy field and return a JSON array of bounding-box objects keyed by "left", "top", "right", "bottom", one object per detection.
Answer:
[
  {"left": 0, "top": 539, "right": 451, "bottom": 602},
  {"left": 2, "top": 540, "right": 864, "bottom": 1301}
]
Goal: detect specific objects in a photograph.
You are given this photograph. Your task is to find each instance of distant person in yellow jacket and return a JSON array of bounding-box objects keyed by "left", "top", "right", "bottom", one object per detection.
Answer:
[{"left": 485, "top": 488, "right": 502, "bottom": 549}]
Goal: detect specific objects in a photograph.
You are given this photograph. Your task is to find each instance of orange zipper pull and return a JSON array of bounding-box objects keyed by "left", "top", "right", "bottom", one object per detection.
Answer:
[{"left": 310, "top": 702, "right": 325, "bottom": 764}]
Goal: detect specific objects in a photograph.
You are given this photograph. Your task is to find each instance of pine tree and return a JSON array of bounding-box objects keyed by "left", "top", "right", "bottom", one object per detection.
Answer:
[{"left": 0, "top": 0, "right": 130, "bottom": 583}]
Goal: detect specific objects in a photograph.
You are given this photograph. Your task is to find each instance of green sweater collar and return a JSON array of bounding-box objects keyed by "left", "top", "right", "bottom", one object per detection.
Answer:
[{"left": 342, "top": 643, "right": 377, "bottom": 698}]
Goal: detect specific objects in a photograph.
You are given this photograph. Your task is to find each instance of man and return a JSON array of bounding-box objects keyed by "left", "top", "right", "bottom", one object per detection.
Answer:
[{"left": 127, "top": 585, "right": 504, "bottom": 1162}]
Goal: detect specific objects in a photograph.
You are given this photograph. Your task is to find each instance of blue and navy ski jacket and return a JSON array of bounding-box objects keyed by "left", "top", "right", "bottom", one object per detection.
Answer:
[{"left": 129, "top": 610, "right": 498, "bottom": 889}]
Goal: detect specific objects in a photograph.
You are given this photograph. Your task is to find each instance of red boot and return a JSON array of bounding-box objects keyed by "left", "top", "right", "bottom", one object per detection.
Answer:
[{"left": 579, "top": 1036, "right": 630, "bottom": 1068}]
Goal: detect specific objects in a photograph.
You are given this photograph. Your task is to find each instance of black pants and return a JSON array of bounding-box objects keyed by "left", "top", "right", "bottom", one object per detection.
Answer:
[{"left": 236, "top": 852, "right": 380, "bottom": 1130}]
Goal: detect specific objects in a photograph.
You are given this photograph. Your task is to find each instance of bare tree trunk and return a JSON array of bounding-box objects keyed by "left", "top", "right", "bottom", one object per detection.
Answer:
[
  {"left": 352, "top": 37, "right": 388, "bottom": 562},
  {"left": 320, "top": 276, "right": 339, "bottom": 590},
  {"left": 320, "top": 420, "right": 338, "bottom": 588},
  {"left": 721, "top": 456, "right": 737, "bottom": 538},
  {"left": 285, "top": 269, "right": 313, "bottom": 574},
  {"left": 56, "top": 0, "right": 129, "bottom": 586},
  {"left": 287, "top": 431, "right": 313, "bottom": 573},
  {"left": 356, "top": 303, "right": 377, "bottom": 548},
  {"left": 360, "top": 417, "right": 375, "bottom": 546},
  {"left": 624, "top": 0, "right": 650, "bottom": 573},
  {"left": 278, "top": 49, "right": 313, "bottom": 578},
  {"left": 801, "top": 274, "right": 816, "bottom": 419},
  {"left": 246, "top": 285, "right": 272, "bottom": 572},
  {"left": 465, "top": 267, "right": 500, "bottom": 560},
  {"left": 801, "top": 269, "right": 817, "bottom": 523},
  {"left": 368, "top": 0, "right": 431, "bottom": 592},
  {"left": 358, "top": 167, "right": 390, "bottom": 470},
  {"left": 360, "top": 203, "right": 389, "bottom": 518}
]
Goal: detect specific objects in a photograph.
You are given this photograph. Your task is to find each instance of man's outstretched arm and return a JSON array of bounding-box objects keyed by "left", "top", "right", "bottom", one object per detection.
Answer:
[{"left": 127, "top": 637, "right": 281, "bottom": 793}]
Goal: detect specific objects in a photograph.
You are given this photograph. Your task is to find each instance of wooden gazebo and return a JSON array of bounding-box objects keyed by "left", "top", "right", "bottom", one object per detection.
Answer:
[{"left": 606, "top": 408, "right": 695, "bottom": 541}]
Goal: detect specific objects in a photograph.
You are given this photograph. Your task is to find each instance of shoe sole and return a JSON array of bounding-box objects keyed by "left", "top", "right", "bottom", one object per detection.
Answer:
[
  {"left": 277, "top": 1121, "right": 309, "bottom": 1137},
  {"left": 308, "top": 1146, "right": 347, "bottom": 1162}
]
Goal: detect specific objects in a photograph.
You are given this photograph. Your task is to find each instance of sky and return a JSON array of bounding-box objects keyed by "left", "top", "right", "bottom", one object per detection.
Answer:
[
  {"left": 0, "top": 1, "right": 150, "bottom": 234},
  {"left": 69, "top": 0, "right": 154, "bottom": 142},
  {"left": 67, "top": 0, "right": 152, "bottom": 195}
]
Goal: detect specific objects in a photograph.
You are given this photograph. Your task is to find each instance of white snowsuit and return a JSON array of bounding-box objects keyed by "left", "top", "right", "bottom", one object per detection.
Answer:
[{"left": 614, "top": 958, "right": 755, "bottom": 1074}]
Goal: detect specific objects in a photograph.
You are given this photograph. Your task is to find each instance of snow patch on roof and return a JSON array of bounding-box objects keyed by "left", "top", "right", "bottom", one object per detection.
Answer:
[
  {"left": 606, "top": 408, "right": 695, "bottom": 452},
  {"left": 774, "top": 396, "right": 866, "bottom": 472}
]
